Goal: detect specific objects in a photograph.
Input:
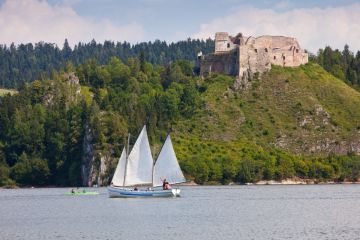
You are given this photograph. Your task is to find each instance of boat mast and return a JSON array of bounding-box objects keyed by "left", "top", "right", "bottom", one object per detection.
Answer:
[
  {"left": 151, "top": 160, "right": 154, "bottom": 187},
  {"left": 123, "top": 132, "right": 130, "bottom": 186},
  {"left": 150, "top": 126, "right": 155, "bottom": 186},
  {"left": 152, "top": 132, "right": 170, "bottom": 186}
]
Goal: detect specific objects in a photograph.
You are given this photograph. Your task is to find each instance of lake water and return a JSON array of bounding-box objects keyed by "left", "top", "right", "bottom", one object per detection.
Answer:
[{"left": 1, "top": 185, "right": 360, "bottom": 240}]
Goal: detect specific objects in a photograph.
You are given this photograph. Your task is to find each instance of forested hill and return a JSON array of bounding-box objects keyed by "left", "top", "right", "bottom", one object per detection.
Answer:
[
  {"left": 1, "top": 39, "right": 360, "bottom": 94},
  {"left": 0, "top": 39, "right": 214, "bottom": 88},
  {"left": 0, "top": 56, "right": 359, "bottom": 187}
]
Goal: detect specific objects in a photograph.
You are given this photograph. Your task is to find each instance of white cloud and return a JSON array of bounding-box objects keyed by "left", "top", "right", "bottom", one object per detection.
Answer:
[
  {"left": 0, "top": 0, "right": 145, "bottom": 47},
  {"left": 193, "top": 4, "right": 360, "bottom": 53}
]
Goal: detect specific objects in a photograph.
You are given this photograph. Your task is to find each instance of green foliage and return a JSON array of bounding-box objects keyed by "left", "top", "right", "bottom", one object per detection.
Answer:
[
  {"left": 0, "top": 163, "right": 11, "bottom": 186},
  {"left": 0, "top": 39, "right": 214, "bottom": 88},
  {"left": 0, "top": 57, "right": 204, "bottom": 186},
  {"left": 193, "top": 156, "right": 210, "bottom": 184},
  {"left": 0, "top": 55, "right": 359, "bottom": 187},
  {"left": 316, "top": 45, "right": 360, "bottom": 89},
  {"left": 237, "top": 158, "right": 263, "bottom": 183},
  {"left": 11, "top": 152, "right": 50, "bottom": 186}
]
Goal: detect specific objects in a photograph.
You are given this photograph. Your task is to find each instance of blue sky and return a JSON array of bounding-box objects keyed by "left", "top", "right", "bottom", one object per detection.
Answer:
[
  {"left": 49, "top": 0, "right": 359, "bottom": 42},
  {"left": 0, "top": 0, "right": 359, "bottom": 52}
]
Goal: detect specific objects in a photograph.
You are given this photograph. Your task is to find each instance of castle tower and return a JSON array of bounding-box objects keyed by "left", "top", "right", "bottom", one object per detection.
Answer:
[{"left": 215, "top": 32, "right": 230, "bottom": 53}]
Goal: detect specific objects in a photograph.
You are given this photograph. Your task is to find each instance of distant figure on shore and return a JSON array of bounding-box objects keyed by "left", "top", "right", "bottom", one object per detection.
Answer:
[{"left": 71, "top": 189, "right": 75, "bottom": 194}]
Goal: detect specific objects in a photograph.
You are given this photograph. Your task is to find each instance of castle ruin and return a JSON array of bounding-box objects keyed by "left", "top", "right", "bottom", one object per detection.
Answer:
[{"left": 199, "top": 32, "right": 308, "bottom": 86}]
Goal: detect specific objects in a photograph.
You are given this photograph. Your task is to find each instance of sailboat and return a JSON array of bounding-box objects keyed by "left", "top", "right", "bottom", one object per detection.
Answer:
[{"left": 107, "top": 125, "right": 186, "bottom": 198}]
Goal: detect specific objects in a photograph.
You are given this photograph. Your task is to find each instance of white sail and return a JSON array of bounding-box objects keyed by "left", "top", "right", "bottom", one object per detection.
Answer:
[
  {"left": 153, "top": 134, "right": 186, "bottom": 187},
  {"left": 124, "top": 125, "right": 154, "bottom": 186},
  {"left": 111, "top": 147, "right": 127, "bottom": 186}
]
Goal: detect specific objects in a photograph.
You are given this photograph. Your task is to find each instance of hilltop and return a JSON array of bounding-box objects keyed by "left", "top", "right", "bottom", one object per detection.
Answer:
[
  {"left": 0, "top": 58, "right": 359, "bottom": 187},
  {"left": 173, "top": 63, "right": 360, "bottom": 183}
]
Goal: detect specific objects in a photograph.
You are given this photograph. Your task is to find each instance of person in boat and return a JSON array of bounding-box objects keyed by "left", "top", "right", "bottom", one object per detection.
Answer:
[
  {"left": 161, "top": 178, "right": 172, "bottom": 190},
  {"left": 165, "top": 182, "right": 171, "bottom": 190}
]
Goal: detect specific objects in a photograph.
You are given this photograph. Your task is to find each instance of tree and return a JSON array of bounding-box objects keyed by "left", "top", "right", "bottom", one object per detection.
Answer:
[
  {"left": 237, "top": 158, "right": 263, "bottom": 183},
  {"left": 317, "top": 44, "right": 360, "bottom": 89},
  {"left": 62, "top": 39, "right": 72, "bottom": 60},
  {"left": 29, "top": 157, "right": 50, "bottom": 185},
  {"left": 194, "top": 157, "right": 209, "bottom": 184},
  {"left": 0, "top": 163, "right": 11, "bottom": 186},
  {"left": 275, "top": 154, "right": 295, "bottom": 180},
  {"left": 11, "top": 152, "right": 31, "bottom": 185},
  {"left": 180, "top": 84, "right": 200, "bottom": 117},
  {"left": 139, "top": 51, "right": 146, "bottom": 72},
  {"left": 221, "top": 157, "right": 237, "bottom": 184}
]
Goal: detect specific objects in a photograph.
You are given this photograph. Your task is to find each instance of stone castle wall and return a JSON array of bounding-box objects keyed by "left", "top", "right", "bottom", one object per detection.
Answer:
[
  {"left": 200, "top": 48, "right": 239, "bottom": 77},
  {"left": 200, "top": 32, "right": 308, "bottom": 82}
]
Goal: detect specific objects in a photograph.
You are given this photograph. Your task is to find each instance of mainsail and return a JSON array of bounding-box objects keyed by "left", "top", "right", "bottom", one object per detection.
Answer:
[
  {"left": 124, "top": 125, "right": 154, "bottom": 186},
  {"left": 153, "top": 134, "right": 186, "bottom": 187},
  {"left": 111, "top": 147, "right": 127, "bottom": 186}
]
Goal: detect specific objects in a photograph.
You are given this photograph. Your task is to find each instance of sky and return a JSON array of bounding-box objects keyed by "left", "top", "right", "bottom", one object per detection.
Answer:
[{"left": 0, "top": 0, "right": 359, "bottom": 53}]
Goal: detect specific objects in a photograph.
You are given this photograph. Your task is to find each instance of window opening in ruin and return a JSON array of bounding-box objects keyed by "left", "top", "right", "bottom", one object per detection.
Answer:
[
  {"left": 227, "top": 43, "right": 230, "bottom": 48},
  {"left": 283, "top": 56, "right": 286, "bottom": 60},
  {"left": 273, "top": 56, "right": 276, "bottom": 60},
  {"left": 296, "top": 49, "right": 299, "bottom": 53},
  {"left": 254, "top": 49, "right": 257, "bottom": 53},
  {"left": 265, "top": 48, "right": 268, "bottom": 52}
]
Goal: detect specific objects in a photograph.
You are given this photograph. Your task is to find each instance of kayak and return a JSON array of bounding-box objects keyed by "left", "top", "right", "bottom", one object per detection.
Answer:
[{"left": 65, "top": 191, "right": 99, "bottom": 196}]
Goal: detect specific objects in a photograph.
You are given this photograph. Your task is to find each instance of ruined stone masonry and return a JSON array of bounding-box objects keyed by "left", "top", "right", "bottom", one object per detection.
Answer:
[{"left": 199, "top": 32, "right": 308, "bottom": 88}]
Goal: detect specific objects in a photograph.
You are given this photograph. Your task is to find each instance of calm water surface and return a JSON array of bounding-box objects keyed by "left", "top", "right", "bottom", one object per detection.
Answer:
[{"left": 1, "top": 185, "right": 360, "bottom": 240}]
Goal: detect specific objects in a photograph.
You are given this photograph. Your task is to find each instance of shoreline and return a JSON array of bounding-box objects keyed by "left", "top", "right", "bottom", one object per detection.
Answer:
[
  {"left": 251, "top": 179, "right": 360, "bottom": 185},
  {"left": 195, "top": 178, "right": 360, "bottom": 186},
  {"left": 2, "top": 179, "right": 360, "bottom": 189}
]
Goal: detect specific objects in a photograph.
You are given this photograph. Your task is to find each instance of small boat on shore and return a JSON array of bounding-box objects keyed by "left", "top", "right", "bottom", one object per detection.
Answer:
[{"left": 107, "top": 125, "right": 186, "bottom": 198}]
